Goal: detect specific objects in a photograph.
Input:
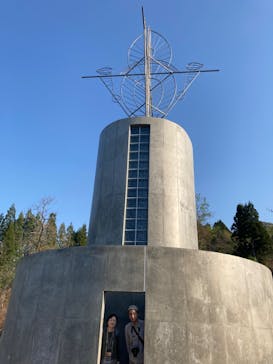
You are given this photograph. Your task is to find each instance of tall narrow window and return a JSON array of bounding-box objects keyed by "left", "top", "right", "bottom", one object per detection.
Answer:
[{"left": 124, "top": 125, "right": 150, "bottom": 245}]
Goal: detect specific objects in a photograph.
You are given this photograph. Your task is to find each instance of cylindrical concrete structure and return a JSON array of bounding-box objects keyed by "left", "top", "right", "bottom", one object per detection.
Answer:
[
  {"left": 88, "top": 117, "right": 198, "bottom": 249},
  {"left": 1, "top": 247, "right": 272, "bottom": 363}
]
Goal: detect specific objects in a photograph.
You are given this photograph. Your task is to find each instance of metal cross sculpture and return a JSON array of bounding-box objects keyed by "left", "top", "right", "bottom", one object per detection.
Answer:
[{"left": 82, "top": 8, "right": 219, "bottom": 118}]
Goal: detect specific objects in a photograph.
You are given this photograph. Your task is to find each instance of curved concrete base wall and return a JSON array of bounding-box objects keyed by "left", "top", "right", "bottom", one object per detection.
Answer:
[{"left": 0, "top": 247, "right": 272, "bottom": 363}]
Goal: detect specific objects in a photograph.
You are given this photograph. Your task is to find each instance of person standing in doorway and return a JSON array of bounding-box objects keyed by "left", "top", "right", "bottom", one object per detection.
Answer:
[
  {"left": 125, "top": 305, "right": 144, "bottom": 364},
  {"left": 101, "top": 313, "right": 120, "bottom": 364}
]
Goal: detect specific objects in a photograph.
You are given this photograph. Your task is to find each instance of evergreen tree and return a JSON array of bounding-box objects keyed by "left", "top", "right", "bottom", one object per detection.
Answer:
[
  {"left": 22, "top": 209, "right": 38, "bottom": 254},
  {"left": 1, "top": 205, "right": 17, "bottom": 259},
  {"left": 57, "top": 223, "right": 67, "bottom": 248},
  {"left": 0, "top": 213, "right": 5, "bottom": 242},
  {"left": 66, "top": 223, "right": 76, "bottom": 247},
  {"left": 6, "top": 205, "right": 16, "bottom": 221},
  {"left": 3, "top": 205, "right": 16, "bottom": 230},
  {"left": 231, "top": 202, "right": 272, "bottom": 261},
  {"left": 15, "top": 212, "right": 24, "bottom": 255},
  {"left": 45, "top": 213, "right": 57, "bottom": 247},
  {"left": 74, "top": 224, "right": 87, "bottom": 246},
  {"left": 2, "top": 223, "right": 16, "bottom": 258}
]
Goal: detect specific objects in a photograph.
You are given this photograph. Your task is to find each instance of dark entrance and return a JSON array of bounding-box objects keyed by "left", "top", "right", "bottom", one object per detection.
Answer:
[{"left": 100, "top": 291, "right": 145, "bottom": 364}]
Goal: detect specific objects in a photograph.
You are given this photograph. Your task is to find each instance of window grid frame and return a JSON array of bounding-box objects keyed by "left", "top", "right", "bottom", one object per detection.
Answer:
[{"left": 124, "top": 125, "right": 150, "bottom": 246}]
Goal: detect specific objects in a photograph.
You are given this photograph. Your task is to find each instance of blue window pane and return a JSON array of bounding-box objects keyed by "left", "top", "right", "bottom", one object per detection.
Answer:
[
  {"left": 140, "top": 126, "right": 150, "bottom": 135},
  {"left": 131, "top": 126, "right": 140, "bottom": 134},
  {"left": 128, "top": 188, "right": 137, "bottom": 197},
  {"left": 130, "top": 152, "right": 138, "bottom": 160},
  {"left": 131, "top": 135, "right": 139, "bottom": 143},
  {"left": 138, "top": 189, "right": 148, "bottom": 197},
  {"left": 127, "top": 198, "right": 137, "bottom": 207},
  {"left": 125, "top": 125, "right": 150, "bottom": 245},
  {"left": 139, "top": 170, "right": 148, "bottom": 178},
  {"left": 136, "top": 231, "right": 147, "bottom": 241},
  {"left": 139, "top": 143, "right": 149, "bottom": 151},
  {"left": 129, "top": 170, "right": 137, "bottom": 178},
  {"left": 130, "top": 144, "right": 138, "bottom": 151},
  {"left": 137, "top": 209, "right": 148, "bottom": 219},
  {"left": 140, "top": 135, "right": 149, "bottom": 143},
  {"left": 126, "top": 209, "right": 136, "bottom": 218},
  {"left": 128, "top": 179, "right": 137, "bottom": 187},
  {"left": 138, "top": 179, "right": 148, "bottom": 188},
  {"left": 138, "top": 198, "right": 148, "bottom": 208},
  {"left": 125, "top": 231, "right": 135, "bottom": 241},
  {"left": 137, "top": 220, "right": 147, "bottom": 230},
  {"left": 126, "top": 220, "right": 136, "bottom": 229},
  {"left": 129, "top": 161, "right": 138, "bottom": 169},
  {"left": 139, "top": 161, "right": 149, "bottom": 169},
  {"left": 140, "top": 152, "right": 149, "bottom": 161}
]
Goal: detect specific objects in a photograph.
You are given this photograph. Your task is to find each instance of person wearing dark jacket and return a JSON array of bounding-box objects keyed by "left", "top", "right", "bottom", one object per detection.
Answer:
[{"left": 101, "top": 314, "right": 120, "bottom": 364}]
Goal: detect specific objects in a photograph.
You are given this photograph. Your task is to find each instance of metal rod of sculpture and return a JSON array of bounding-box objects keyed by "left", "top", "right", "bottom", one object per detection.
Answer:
[
  {"left": 81, "top": 8, "right": 219, "bottom": 119},
  {"left": 143, "top": 8, "right": 151, "bottom": 117}
]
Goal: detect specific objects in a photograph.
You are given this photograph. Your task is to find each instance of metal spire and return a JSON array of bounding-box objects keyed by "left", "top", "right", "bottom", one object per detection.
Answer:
[
  {"left": 142, "top": 7, "right": 151, "bottom": 117},
  {"left": 82, "top": 9, "right": 219, "bottom": 118}
]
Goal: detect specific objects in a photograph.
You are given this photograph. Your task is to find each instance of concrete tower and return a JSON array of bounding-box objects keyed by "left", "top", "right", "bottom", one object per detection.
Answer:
[
  {"left": 0, "top": 12, "right": 272, "bottom": 364},
  {"left": 88, "top": 116, "right": 198, "bottom": 249}
]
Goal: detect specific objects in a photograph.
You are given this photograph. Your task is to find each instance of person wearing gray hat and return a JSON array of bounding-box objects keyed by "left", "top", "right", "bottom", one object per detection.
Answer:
[{"left": 125, "top": 305, "right": 144, "bottom": 364}]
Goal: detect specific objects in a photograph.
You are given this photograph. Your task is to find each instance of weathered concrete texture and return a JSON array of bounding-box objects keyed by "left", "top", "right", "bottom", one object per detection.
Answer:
[
  {"left": 88, "top": 117, "right": 198, "bottom": 249},
  {"left": 145, "top": 248, "right": 273, "bottom": 364},
  {"left": 1, "top": 247, "right": 272, "bottom": 364}
]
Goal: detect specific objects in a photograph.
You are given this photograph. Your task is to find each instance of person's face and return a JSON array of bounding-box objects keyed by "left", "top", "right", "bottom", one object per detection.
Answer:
[
  {"left": 107, "top": 316, "right": 117, "bottom": 330},
  {"left": 129, "top": 309, "right": 138, "bottom": 323}
]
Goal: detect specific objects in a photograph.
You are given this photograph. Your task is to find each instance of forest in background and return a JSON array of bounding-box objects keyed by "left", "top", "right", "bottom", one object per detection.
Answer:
[
  {"left": 0, "top": 198, "right": 87, "bottom": 332},
  {"left": 0, "top": 196, "right": 272, "bottom": 333}
]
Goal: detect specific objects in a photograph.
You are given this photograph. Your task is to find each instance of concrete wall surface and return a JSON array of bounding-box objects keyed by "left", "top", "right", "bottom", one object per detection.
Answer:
[
  {"left": 88, "top": 117, "right": 198, "bottom": 249},
  {"left": 0, "top": 247, "right": 272, "bottom": 364}
]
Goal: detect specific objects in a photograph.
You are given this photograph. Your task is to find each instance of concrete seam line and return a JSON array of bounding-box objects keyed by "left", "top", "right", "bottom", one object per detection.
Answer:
[{"left": 144, "top": 246, "right": 147, "bottom": 291}]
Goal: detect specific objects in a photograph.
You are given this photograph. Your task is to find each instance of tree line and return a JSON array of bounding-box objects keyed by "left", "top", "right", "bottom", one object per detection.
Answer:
[
  {"left": 197, "top": 196, "right": 273, "bottom": 272},
  {"left": 0, "top": 198, "right": 87, "bottom": 289},
  {"left": 0, "top": 196, "right": 272, "bottom": 335},
  {"left": 1, "top": 197, "right": 272, "bottom": 290}
]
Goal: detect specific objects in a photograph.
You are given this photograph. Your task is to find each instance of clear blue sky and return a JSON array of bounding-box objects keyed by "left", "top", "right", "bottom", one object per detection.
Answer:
[{"left": 1, "top": 0, "right": 273, "bottom": 230}]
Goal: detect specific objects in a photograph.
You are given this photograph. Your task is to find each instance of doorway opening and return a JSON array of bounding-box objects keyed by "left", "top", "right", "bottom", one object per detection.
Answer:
[{"left": 99, "top": 291, "right": 145, "bottom": 364}]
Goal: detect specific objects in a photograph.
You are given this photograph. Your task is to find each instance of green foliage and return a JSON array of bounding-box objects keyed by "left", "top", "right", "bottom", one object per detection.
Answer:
[
  {"left": 66, "top": 223, "right": 76, "bottom": 247},
  {"left": 2, "top": 223, "right": 16, "bottom": 257},
  {"left": 198, "top": 220, "right": 235, "bottom": 254},
  {"left": 231, "top": 202, "right": 272, "bottom": 262},
  {"left": 15, "top": 212, "right": 24, "bottom": 248},
  {"left": 22, "top": 209, "right": 38, "bottom": 254},
  {"left": 197, "top": 202, "right": 272, "bottom": 272},
  {"left": 197, "top": 223, "right": 213, "bottom": 250},
  {"left": 0, "top": 213, "right": 5, "bottom": 241},
  {"left": 210, "top": 220, "right": 235, "bottom": 254},
  {"left": 46, "top": 213, "right": 57, "bottom": 246},
  {"left": 0, "top": 200, "right": 87, "bottom": 290},
  {"left": 57, "top": 223, "right": 67, "bottom": 248},
  {"left": 74, "top": 224, "right": 87, "bottom": 246}
]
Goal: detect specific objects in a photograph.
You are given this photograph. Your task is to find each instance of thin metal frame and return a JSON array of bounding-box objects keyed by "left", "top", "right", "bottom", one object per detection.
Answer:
[{"left": 82, "top": 8, "right": 219, "bottom": 118}]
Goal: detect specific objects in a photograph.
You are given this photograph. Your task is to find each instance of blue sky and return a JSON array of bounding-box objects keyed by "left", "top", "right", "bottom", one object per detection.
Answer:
[{"left": 1, "top": 0, "right": 273, "bottom": 230}]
